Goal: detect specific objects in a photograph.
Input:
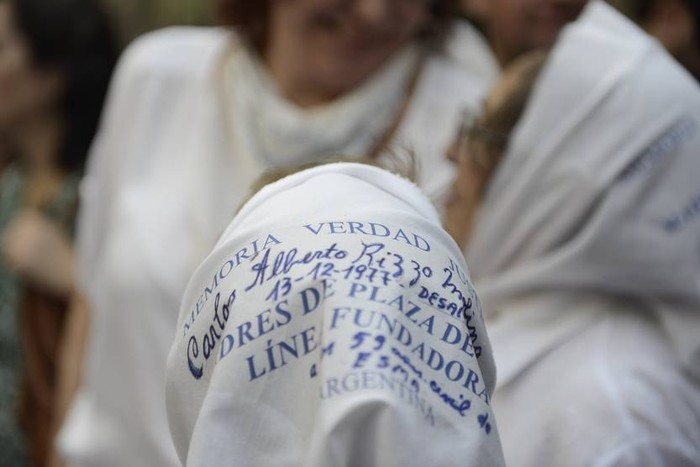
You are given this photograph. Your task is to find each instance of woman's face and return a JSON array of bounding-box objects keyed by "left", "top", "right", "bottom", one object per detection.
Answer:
[
  {"left": 268, "top": 0, "right": 431, "bottom": 97},
  {"left": 444, "top": 67, "right": 523, "bottom": 248},
  {"left": 482, "top": 0, "right": 586, "bottom": 66},
  {"left": 0, "top": 3, "right": 60, "bottom": 130}
]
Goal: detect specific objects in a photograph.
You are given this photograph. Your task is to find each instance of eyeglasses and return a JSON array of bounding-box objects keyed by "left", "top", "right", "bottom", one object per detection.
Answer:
[{"left": 454, "top": 107, "right": 510, "bottom": 172}]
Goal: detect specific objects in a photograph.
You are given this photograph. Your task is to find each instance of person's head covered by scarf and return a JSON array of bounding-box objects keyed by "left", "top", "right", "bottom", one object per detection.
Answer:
[
  {"left": 165, "top": 162, "right": 505, "bottom": 466},
  {"left": 444, "top": 1, "right": 700, "bottom": 464}
]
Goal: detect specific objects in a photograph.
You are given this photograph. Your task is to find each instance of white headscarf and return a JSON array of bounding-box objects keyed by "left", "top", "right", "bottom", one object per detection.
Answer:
[
  {"left": 466, "top": 1, "right": 700, "bottom": 380},
  {"left": 166, "top": 163, "right": 504, "bottom": 466}
]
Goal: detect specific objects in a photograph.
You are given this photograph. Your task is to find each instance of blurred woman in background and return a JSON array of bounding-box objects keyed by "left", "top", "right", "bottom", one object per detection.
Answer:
[
  {"left": 0, "top": 0, "right": 117, "bottom": 464},
  {"left": 58, "top": 1, "right": 495, "bottom": 466},
  {"left": 636, "top": 0, "right": 700, "bottom": 80},
  {"left": 445, "top": 2, "right": 700, "bottom": 465}
]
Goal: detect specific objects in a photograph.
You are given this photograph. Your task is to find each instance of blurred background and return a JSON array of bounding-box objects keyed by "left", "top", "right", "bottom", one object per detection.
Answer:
[
  {"left": 98, "top": 0, "right": 213, "bottom": 46},
  {"left": 98, "top": 0, "right": 698, "bottom": 64}
]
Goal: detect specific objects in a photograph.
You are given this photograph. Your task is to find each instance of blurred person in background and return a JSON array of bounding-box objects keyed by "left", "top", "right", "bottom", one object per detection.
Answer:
[
  {"left": 457, "top": 0, "right": 588, "bottom": 68},
  {"left": 616, "top": 0, "right": 700, "bottom": 80},
  {"left": 0, "top": 0, "right": 117, "bottom": 465},
  {"left": 445, "top": 1, "right": 700, "bottom": 465},
  {"left": 56, "top": 1, "right": 496, "bottom": 466},
  {"left": 457, "top": 0, "right": 487, "bottom": 18},
  {"left": 645, "top": 0, "right": 700, "bottom": 80}
]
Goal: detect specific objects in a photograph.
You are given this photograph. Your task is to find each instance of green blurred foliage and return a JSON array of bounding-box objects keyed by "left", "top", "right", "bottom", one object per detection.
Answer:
[{"left": 98, "top": 0, "right": 215, "bottom": 47}]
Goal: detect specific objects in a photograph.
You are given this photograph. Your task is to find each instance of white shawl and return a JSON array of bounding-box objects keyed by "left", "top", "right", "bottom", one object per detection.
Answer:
[
  {"left": 466, "top": 1, "right": 700, "bottom": 381},
  {"left": 166, "top": 163, "right": 504, "bottom": 466}
]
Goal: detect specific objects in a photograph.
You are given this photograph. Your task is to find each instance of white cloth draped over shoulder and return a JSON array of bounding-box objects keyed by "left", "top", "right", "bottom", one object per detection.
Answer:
[
  {"left": 466, "top": 2, "right": 700, "bottom": 465},
  {"left": 59, "top": 25, "right": 493, "bottom": 467},
  {"left": 446, "top": 21, "right": 500, "bottom": 84},
  {"left": 165, "top": 163, "right": 505, "bottom": 467}
]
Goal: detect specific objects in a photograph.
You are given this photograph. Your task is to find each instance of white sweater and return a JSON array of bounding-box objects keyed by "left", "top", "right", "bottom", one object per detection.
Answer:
[{"left": 59, "top": 26, "right": 494, "bottom": 467}]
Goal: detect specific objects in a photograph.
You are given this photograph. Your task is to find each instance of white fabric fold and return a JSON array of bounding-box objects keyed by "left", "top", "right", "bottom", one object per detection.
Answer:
[
  {"left": 466, "top": 0, "right": 700, "bottom": 382},
  {"left": 166, "top": 163, "right": 504, "bottom": 466},
  {"left": 227, "top": 44, "right": 419, "bottom": 168}
]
